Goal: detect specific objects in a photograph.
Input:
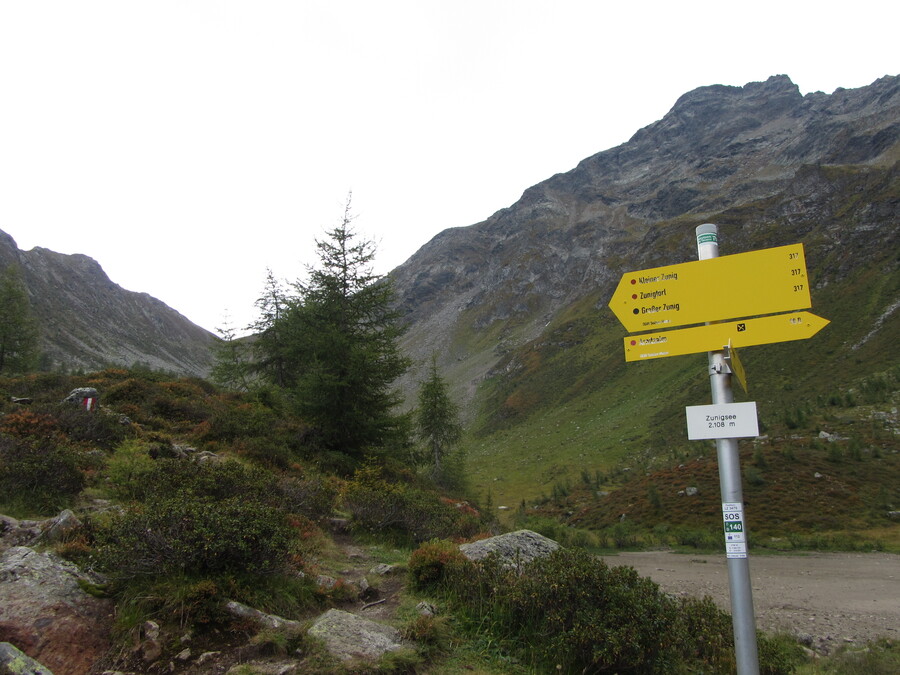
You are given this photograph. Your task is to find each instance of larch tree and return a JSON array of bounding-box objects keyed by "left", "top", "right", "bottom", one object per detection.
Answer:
[{"left": 263, "top": 200, "right": 410, "bottom": 461}]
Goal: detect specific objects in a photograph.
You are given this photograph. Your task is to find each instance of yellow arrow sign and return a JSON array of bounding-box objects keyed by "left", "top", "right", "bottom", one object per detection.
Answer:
[
  {"left": 623, "top": 312, "right": 830, "bottom": 362},
  {"left": 610, "top": 244, "right": 811, "bottom": 332},
  {"left": 725, "top": 341, "right": 748, "bottom": 393}
]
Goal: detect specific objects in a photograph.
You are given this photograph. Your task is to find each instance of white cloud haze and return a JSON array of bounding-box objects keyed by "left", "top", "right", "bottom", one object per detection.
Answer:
[{"left": 1, "top": 1, "right": 896, "bottom": 333}]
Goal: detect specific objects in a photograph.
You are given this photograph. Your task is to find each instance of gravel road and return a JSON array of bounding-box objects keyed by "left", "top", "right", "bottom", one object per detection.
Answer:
[{"left": 600, "top": 551, "right": 900, "bottom": 653}]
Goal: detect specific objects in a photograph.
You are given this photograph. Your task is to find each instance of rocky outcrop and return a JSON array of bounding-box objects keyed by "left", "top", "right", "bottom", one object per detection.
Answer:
[
  {"left": 0, "top": 547, "right": 113, "bottom": 675},
  {"left": 1, "top": 511, "right": 85, "bottom": 554},
  {"left": 0, "top": 518, "right": 42, "bottom": 554},
  {"left": 459, "top": 529, "right": 560, "bottom": 570},
  {"left": 307, "top": 609, "right": 408, "bottom": 663}
]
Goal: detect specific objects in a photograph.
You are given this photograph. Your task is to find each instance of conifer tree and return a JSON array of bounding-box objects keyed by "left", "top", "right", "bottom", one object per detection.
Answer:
[
  {"left": 211, "top": 315, "right": 252, "bottom": 391},
  {"left": 415, "top": 353, "right": 462, "bottom": 481},
  {"left": 249, "top": 269, "right": 292, "bottom": 387},
  {"left": 265, "top": 200, "right": 410, "bottom": 460},
  {"left": 0, "top": 265, "right": 40, "bottom": 374}
]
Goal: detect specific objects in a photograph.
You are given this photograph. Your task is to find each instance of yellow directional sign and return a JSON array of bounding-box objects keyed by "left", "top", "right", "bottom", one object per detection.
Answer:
[
  {"left": 623, "top": 312, "right": 830, "bottom": 362},
  {"left": 609, "top": 244, "right": 811, "bottom": 332},
  {"left": 725, "top": 341, "right": 748, "bottom": 393}
]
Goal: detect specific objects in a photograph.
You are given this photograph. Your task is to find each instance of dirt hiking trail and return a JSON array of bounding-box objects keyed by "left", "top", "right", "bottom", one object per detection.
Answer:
[{"left": 601, "top": 551, "right": 900, "bottom": 653}]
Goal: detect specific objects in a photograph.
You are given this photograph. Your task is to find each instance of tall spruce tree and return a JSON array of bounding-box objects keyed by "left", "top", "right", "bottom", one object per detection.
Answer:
[
  {"left": 273, "top": 201, "right": 410, "bottom": 459},
  {"left": 0, "top": 265, "right": 40, "bottom": 374}
]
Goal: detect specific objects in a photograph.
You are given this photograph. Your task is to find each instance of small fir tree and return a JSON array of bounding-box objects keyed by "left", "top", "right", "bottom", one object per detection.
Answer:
[
  {"left": 416, "top": 353, "right": 462, "bottom": 481},
  {"left": 210, "top": 314, "right": 252, "bottom": 391},
  {"left": 249, "top": 269, "right": 292, "bottom": 388}
]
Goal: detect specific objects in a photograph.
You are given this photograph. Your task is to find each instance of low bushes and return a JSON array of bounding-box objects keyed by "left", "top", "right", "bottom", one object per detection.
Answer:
[
  {"left": 343, "top": 465, "right": 481, "bottom": 544},
  {"left": 92, "top": 459, "right": 296, "bottom": 579},
  {"left": 0, "top": 434, "right": 84, "bottom": 515},
  {"left": 408, "top": 539, "right": 467, "bottom": 589},
  {"left": 411, "top": 542, "right": 803, "bottom": 674},
  {"left": 277, "top": 473, "right": 340, "bottom": 522}
]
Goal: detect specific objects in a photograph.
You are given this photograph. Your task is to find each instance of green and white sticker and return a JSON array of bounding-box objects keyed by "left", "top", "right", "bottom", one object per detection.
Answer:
[{"left": 722, "top": 502, "right": 747, "bottom": 558}]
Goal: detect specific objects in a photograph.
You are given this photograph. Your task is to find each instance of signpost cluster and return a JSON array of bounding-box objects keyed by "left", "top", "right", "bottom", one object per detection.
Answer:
[{"left": 608, "top": 224, "right": 829, "bottom": 675}]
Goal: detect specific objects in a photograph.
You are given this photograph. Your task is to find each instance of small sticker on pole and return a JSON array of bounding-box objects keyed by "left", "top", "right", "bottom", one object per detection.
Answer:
[{"left": 722, "top": 502, "right": 748, "bottom": 558}]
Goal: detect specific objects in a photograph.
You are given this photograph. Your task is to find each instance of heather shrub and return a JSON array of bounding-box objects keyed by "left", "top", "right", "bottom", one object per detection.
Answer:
[
  {"left": 277, "top": 473, "right": 340, "bottom": 521},
  {"left": 199, "top": 401, "right": 279, "bottom": 443},
  {"left": 407, "top": 539, "right": 467, "bottom": 589},
  {"left": 0, "top": 408, "right": 62, "bottom": 442},
  {"left": 422, "top": 544, "right": 748, "bottom": 674},
  {"left": 117, "top": 455, "right": 276, "bottom": 503},
  {"left": 0, "top": 434, "right": 84, "bottom": 515},
  {"left": 344, "top": 466, "right": 480, "bottom": 544},
  {"left": 94, "top": 495, "right": 293, "bottom": 578},
  {"left": 103, "top": 377, "right": 160, "bottom": 406},
  {"left": 41, "top": 402, "right": 129, "bottom": 450},
  {"left": 92, "top": 459, "right": 294, "bottom": 578},
  {"left": 489, "top": 549, "right": 680, "bottom": 672}
]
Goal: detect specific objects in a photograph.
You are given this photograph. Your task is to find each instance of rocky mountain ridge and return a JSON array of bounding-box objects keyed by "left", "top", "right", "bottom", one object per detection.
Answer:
[
  {"left": 389, "top": 74, "right": 899, "bottom": 408},
  {"left": 0, "top": 230, "right": 215, "bottom": 376},
  {"left": 3, "top": 74, "right": 896, "bottom": 394}
]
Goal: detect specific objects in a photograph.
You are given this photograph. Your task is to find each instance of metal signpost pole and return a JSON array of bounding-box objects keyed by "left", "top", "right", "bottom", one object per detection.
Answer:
[{"left": 695, "top": 223, "right": 760, "bottom": 675}]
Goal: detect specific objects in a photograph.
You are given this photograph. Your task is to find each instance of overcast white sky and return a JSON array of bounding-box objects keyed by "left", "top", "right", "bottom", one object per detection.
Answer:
[{"left": 1, "top": 1, "right": 896, "bottom": 335}]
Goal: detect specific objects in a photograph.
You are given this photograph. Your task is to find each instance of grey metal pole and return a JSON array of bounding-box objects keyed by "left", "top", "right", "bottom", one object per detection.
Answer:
[{"left": 696, "top": 223, "right": 760, "bottom": 675}]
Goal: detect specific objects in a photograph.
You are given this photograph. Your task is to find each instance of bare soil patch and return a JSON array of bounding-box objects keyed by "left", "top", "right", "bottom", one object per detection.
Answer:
[{"left": 601, "top": 550, "right": 900, "bottom": 653}]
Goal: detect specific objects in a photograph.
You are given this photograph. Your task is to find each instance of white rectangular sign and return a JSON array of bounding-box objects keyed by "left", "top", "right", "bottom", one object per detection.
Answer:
[{"left": 685, "top": 401, "right": 759, "bottom": 440}]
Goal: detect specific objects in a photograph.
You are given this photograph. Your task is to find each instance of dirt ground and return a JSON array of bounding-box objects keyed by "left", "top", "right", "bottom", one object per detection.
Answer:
[{"left": 600, "top": 551, "right": 900, "bottom": 653}]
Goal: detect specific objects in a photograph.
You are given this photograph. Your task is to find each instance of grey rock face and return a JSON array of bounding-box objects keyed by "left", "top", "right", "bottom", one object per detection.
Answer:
[
  {"left": 36, "top": 511, "right": 82, "bottom": 546},
  {"left": 458, "top": 529, "right": 560, "bottom": 570},
  {"left": 0, "top": 547, "right": 112, "bottom": 675},
  {"left": 307, "top": 609, "right": 407, "bottom": 662}
]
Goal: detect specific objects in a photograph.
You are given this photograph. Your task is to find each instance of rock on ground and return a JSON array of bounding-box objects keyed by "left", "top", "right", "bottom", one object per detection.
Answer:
[
  {"left": 0, "top": 641, "right": 54, "bottom": 675},
  {"left": 0, "top": 547, "right": 113, "bottom": 675},
  {"left": 307, "top": 609, "right": 407, "bottom": 662},
  {"left": 223, "top": 601, "right": 304, "bottom": 633},
  {"left": 458, "top": 529, "right": 560, "bottom": 570}
]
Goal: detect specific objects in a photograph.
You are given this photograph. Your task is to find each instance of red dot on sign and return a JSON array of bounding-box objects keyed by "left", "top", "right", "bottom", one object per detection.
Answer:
[
  {"left": 630, "top": 340, "right": 636, "bottom": 346},
  {"left": 630, "top": 279, "right": 636, "bottom": 285},
  {"left": 632, "top": 294, "right": 637, "bottom": 300}
]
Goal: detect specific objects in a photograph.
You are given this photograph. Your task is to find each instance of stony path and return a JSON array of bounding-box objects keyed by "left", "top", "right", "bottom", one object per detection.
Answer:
[{"left": 600, "top": 550, "right": 900, "bottom": 653}]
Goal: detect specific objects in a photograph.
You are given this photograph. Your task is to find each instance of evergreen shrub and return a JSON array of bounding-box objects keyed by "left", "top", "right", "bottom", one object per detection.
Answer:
[
  {"left": 277, "top": 473, "right": 339, "bottom": 521},
  {"left": 0, "top": 434, "right": 84, "bottom": 514},
  {"left": 93, "top": 459, "right": 295, "bottom": 578},
  {"left": 45, "top": 402, "right": 129, "bottom": 450},
  {"left": 344, "top": 466, "right": 480, "bottom": 544},
  {"left": 408, "top": 539, "right": 467, "bottom": 589},
  {"left": 416, "top": 544, "right": 778, "bottom": 673}
]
